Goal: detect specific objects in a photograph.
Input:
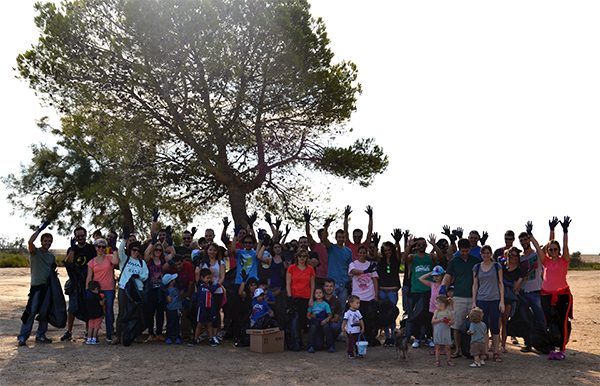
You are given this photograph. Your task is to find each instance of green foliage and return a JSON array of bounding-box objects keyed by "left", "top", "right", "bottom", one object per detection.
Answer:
[
  {"left": 0, "top": 235, "right": 27, "bottom": 253},
  {"left": 12, "top": 0, "right": 388, "bottom": 227},
  {"left": 568, "top": 252, "right": 600, "bottom": 270},
  {"left": 0, "top": 253, "right": 30, "bottom": 268}
]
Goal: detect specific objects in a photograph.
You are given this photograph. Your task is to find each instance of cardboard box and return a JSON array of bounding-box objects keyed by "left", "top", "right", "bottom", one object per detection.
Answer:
[{"left": 246, "top": 329, "right": 285, "bottom": 353}]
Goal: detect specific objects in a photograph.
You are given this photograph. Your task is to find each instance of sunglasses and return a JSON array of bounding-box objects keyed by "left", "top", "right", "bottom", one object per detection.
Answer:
[
  {"left": 155, "top": 249, "right": 163, "bottom": 252},
  {"left": 548, "top": 248, "right": 559, "bottom": 252},
  {"left": 132, "top": 248, "right": 140, "bottom": 252},
  {"left": 183, "top": 237, "right": 191, "bottom": 240},
  {"left": 75, "top": 235, "right": 86, "bottom": 239},
  {"left": 95, "top": 245, "right": 106, "bottom": 249},
  {"left": 244, "top": 241, "right": 253, "bottom": 245},
  {"left": 417, "top": 243, "right": 426, "bottom": 247}
]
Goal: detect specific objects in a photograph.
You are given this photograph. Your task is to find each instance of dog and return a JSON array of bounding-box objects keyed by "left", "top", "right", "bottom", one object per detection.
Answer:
[{"left": 393, "top": 327, "right": 409, "bottom": 362}]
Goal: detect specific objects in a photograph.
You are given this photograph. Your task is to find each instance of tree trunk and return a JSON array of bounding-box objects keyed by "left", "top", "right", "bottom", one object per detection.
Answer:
[{"left": 227, "top": 186, "right": 248, "bottom": 229}]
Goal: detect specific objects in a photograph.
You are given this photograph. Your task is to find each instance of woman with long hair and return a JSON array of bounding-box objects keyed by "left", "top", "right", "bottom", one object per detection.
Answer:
[
  {"left": 286, "top": 248, "right": 316, "bottom": 349},
  {"left": 499, "top": 246, "right": 524, "bottom": 352},
  {"left": 376, "top": 241, "right": 401, "bottom": 347},
  {"left": 529, "top": 217, "right": 573, "bottom": 360}
]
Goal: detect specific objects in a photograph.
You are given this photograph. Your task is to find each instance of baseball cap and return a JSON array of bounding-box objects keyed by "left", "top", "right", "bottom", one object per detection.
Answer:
[
  {"left": 432, "top": 265, "right": 445, "bottom": 276},
  {"left": 162, "top": 273, "right": 178, "bottom": 286},
  {"left": 253, "top": 288, "right": 265, "bottom": 299}
]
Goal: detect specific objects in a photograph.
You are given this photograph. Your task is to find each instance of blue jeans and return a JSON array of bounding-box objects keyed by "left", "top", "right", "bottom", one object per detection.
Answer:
[
  {"left": 333, "top": 284, "right": 348, "bottom": 312},
  {"left": 379, "top": 290, "right": 399, "bottom": 339},
  {"left": 101, "top": 290, "right": 115, "bottom": 339},
  {"left": 520, "top": 291, "right": 547, "bottom": 346},
  {"left": 145, "top": 287, "right": 165, "bottom": 336},
  {"left": 165, "top": 309, "right": 181, "bottom": 339},
  {"left": 476, "top": 299, "right": 501, "bottom": 334},
  {"left": 18, "top": 288, "right": 48, "bottom": 341}
]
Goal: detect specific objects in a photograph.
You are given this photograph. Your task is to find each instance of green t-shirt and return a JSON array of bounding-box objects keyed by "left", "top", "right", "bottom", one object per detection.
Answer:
[
  {"left": 30, "top": 248, "right": 55, "bottom": 286},
  {"left": 410, "top": 253, "right": 433, "bottom": 294},
  {"left": 446, "top": 254, "right": 480, "bottom": 298}
]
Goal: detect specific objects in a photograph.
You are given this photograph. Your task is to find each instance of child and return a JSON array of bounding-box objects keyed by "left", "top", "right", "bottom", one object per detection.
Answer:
[
  {"left": 306, "top": 287, "right": 334, "bottom": 353},
  {"left": 258, "top": 278, "right": 276, "bottom": 308},
  {"left": 431, "top": 295, "right": 455, "bottom": 366},
  {"left": 250, "top": 288, "right": 275, "bottom": 327},
  {"left": 190, "top": 268, "right": 219, "bottom": 347},
  {"left": 163, "top": 273, "right": 182, "bottom": 344},
  {"left": 419, "top": 265, "right": 446, "bottom": 355},
  {"left": 342, "top": 295, "right": 365, "bottom": 359},
  {"left": 467, "top": 307, "right": 487, "bottom": 367},
  {"left": 86, "top": 280, "right": 105, "bottom": 345}
]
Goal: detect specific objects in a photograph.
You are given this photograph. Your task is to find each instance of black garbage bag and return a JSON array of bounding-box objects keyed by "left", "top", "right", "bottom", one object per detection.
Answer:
[
  {"left": 375, "top": 298, "right": 400, "bottom": 329},
  {"left": 284, "top": 297, "right": 302, "bottom": 351},
  {"left": 222, "top": 267, "right": 237, "bottom": 296},
  {"left": 252, "top": 314, "right": 279, "bottom": 330},
  {"left": 122, "top": 277, "right": 145, "bottom": 347},
  {"left": 36, "top": 269, "right": 67, "bottom": 328},
  {"left": 458, "top": 318, "right": 473, "bottom": 359},
  {"left": 506, "top": 297, "right": 549, "bottom": 354},
  {"left": 64, "top": 262, "right": 89, "bottom": 322}
]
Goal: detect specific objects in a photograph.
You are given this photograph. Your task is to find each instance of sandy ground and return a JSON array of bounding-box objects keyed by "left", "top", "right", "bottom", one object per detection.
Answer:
[{"left": 1, "top": 268, "right": 599, "bottom": 386}]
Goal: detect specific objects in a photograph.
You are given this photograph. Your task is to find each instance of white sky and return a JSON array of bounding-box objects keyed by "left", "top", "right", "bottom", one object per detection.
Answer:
[{"left": 1, "top": 1, "right": 598, "bottom": 253}]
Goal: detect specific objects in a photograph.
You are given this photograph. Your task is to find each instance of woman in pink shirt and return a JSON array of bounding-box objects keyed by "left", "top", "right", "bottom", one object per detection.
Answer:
[
  {"left": 86, "top": 239, "right": 119, "bottom": 342},
  {"left": 529, "top": 216, "right": 573, "bottom": 360}
]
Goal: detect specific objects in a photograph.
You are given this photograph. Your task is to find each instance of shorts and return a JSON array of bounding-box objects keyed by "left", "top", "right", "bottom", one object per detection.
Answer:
[
  {"left": 197, "top": 306, "right": 216, "bottom": 324},
  {"left": 88, "top": 317, "right": 102, "bottom": 329},
  {"left": 451, "top": 297, "right": 471, "bottom": 330},
  {"left": 470, "top": 341, "right": 486, "bottom": 357}
]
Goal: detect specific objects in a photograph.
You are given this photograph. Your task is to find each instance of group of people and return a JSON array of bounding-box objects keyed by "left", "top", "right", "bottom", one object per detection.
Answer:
[{"left": 17, "top": 206, "right": 574, "bottom": 367}]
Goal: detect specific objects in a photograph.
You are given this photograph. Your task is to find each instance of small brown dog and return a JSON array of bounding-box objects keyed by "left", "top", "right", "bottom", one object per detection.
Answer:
[{"left": 393, "top": 327, "right": 409, "bottom": 362}]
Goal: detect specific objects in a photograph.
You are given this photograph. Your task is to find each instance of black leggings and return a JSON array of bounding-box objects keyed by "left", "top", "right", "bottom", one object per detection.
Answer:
[{"left": 541, "top": 293, "right": 572, "bottom": 351}]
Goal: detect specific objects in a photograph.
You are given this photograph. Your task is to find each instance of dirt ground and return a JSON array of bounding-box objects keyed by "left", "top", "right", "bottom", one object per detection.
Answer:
[{"left": 1, "top": 268, "right": 599, "bottom": 386}]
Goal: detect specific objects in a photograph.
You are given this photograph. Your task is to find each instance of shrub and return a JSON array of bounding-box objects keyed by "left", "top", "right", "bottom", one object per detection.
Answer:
[{"left": 0, "top": 254, "right": 30, "bottom": 267}]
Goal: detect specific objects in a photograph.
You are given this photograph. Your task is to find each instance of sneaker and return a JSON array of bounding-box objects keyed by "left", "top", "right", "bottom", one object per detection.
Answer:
[
  {"left": 555, "top": 351, "right": 566, "bottom": 360},
  {"left": 210, "top": 338, "right": 219, "bottom": 347},
  {"left": 216, "top": 331, "right": 224, "bottom": 342},
  {"left": 92, "top": 338, "right": 101, "bottom": 345},
  {"left": 357, "top": 354, "right": 363, "bottom": 358},
  {"left": 308, "top": 347, "right": 315, "bottom": 353},
  {"left": 548, "top": 351, "right": 555, "bottom": 360},
  {"left": 188, "top": 339, "right": 199, "bottom": 347},
  {"left": 348, "top": 354, "right": 355, "bottom": 359},
  {"left": 156, "top": 335, "right": 166, "bottom": 341},
  {"left": 146, "top": 335, "right": 156, "bottom": 342},
  {"left": 60, "top": 331, "right": 72, "bottom": 341},
  {"left": 425, "top": 338, "right": 435, "bottom": 348},
  {"left": 480, "top": 360, "right": 485, "bottom": 366},
  {"left": 470, "top": 361, "right": 481, "bottom": 367},
  {"left": 86, "top": 338, "right": 93, "bottom": 345},
  {"left": 200, "top": 331, "right": 209, "bottom": 340},
  {"left": 105, "top": 337, "right": 112, "bottom": 343},
  {"left": 18, "top": 340, "right": 27, "bottom": 347},
  {"left": 412, "top": 339, "right": 420, "bottom": 348},
  {"left": 520, "top": 345, "right": 532, "bottom": 352},
  {"left": 175, "top": 338, "right": 182, "bottom": 344},
  {"left": 328, "top": 346, "right": 335, "bottom": 353},
  {"left": 35, "top": 336, "right": 52, "bottom": 344},
  {"left": 166, "top": 338, "right": 172, "bottom": 344}
]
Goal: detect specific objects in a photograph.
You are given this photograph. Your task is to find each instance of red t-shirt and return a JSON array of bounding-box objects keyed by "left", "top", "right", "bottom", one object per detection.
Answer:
[
  {"left": 347, "top": 241, "right": 368, "bottom": 261},
  {"left": 169, "top": 261, "right": 195, "bottom": 292},
  {"left": 287, "top": 264, "right": 315, "bottom": 299},
  {"left": 311, "top": 242, "right": 328, "bottom": 279},
  {"left": 88, "top": 256, "right": 115, "bottom": 291},
  {"left": 542, "top": 257, "right": 569, "bottom": 292}
]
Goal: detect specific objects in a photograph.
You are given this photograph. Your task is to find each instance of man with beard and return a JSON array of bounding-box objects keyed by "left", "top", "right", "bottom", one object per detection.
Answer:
[{"left": 343, "top": 205, "right": 373, "bottom": 261}]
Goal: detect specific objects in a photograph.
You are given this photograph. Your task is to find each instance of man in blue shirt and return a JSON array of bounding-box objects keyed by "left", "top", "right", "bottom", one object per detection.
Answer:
[{"left": 322, "top": 228, "right": 352, "bottom": 309}]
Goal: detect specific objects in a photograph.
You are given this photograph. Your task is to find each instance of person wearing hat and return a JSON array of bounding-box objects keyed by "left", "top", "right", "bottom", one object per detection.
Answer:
[
  {"left": 250, "top": 288, "right": 274, "bottom": 328},
  {"left": 112, "top": 238, "right": 148, "bottom": 345},
  {"left": 163, "top": 273, "right": 182, "bottom": 344},
  {"left": 418, "top": 265, "right": 447, "bottom": 356}
]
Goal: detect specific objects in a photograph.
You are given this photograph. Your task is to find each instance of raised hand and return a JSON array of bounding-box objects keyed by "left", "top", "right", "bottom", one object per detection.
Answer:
[
  {"left": 275, "top": 217, "right": 283, "bottom": 230},
  {"left": 222, "top": 217, "right": 231, "bottom": 229},
  {"left": 37, "top": 221, "right": 50, "bottom": 233},
  {"left": 257, "top": 229, "right": 265, "bottom": 240},
  {"left": 372, "top": 232, "right": 381, "bottom": 247},
  {"left": 152, "top": 232, "right": 158, "bottom": 244},
  {"left": 442, "top": 225, "right": 451, "bottom": 237},
  {"left": 364, "top": 261, "right": 378, "bottom": 274},
  {"left": 248, "top": 211, "right": 258, "bottom": 227},
  {"left": 234, "top": 225, "right": 242, "bottom": 237},
  {"left": 70, "top": 237, "right": 77, "bottom": 250},
  {"left": 265, "top": 212, "right": 273, "bottom": 226},
  {"left": 344, "top": 205, "right": 352, "bottom": 219},
  {"left": 123, "top": 225, "right": 132, "bottom": 239},
  {"left": 428, "top": 233, "right": 437, "bottom": 246},
  {"left": 481, "top": 231, "right": 489, "bottom": 245},
  {"left": 454, "top": 227, "right": 463, "bottom": 239},
  {"left": 525, "top": 221, "right": 533, "bottom": 236},
  {"left": 240, "top": 269, "right": 249, "bottom": 283},
  {"left": 391, "top": 228, "right": 402, "bottom": 244},
  {"left": 191, "top": 226, "right": 197, "bottom": 238},
  {"left": 549, "top": 216, "right": 559, "bottom": 231},
  {"left": 403, "top": 229, "right": 411, "bottom": 242},
  {"left": 560, "top": 216, "right": 571, "bottom": 233},
  {"left": 365, "top": 205, "right": 373, "bottom": 219},
  {"left": 303, "top": 209, "right": 312, "bottom": 223},
  {"left": 285, "top": 224, "right": 291, "bottom": 237},
  {"left": 324, "top": 216, "right": 335, "bottom": 228},
  {"left": 152, "top": 208, "right": 160, "bottom": 222}
]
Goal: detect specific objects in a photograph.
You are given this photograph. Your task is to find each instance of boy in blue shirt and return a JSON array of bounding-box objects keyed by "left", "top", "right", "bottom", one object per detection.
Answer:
[
  {"left": 250, "top": 288, "right": 274, "bottom": 327},
  {"left": 190, "top": 268, "right": 220, "bottom": 347},
  {"left": 163, "top": 273, "right": 182, "bottom": 344}
]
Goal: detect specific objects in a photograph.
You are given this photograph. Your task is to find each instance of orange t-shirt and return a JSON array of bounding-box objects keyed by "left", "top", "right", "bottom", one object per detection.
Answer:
[{"left": 287, "top": 264, "right": 315, "bottom": 299}]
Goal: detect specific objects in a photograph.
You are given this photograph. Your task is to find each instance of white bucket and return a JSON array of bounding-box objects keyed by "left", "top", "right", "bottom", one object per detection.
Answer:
[{"left": 356, "top": 341, "right": 368, "bottom": 356}]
